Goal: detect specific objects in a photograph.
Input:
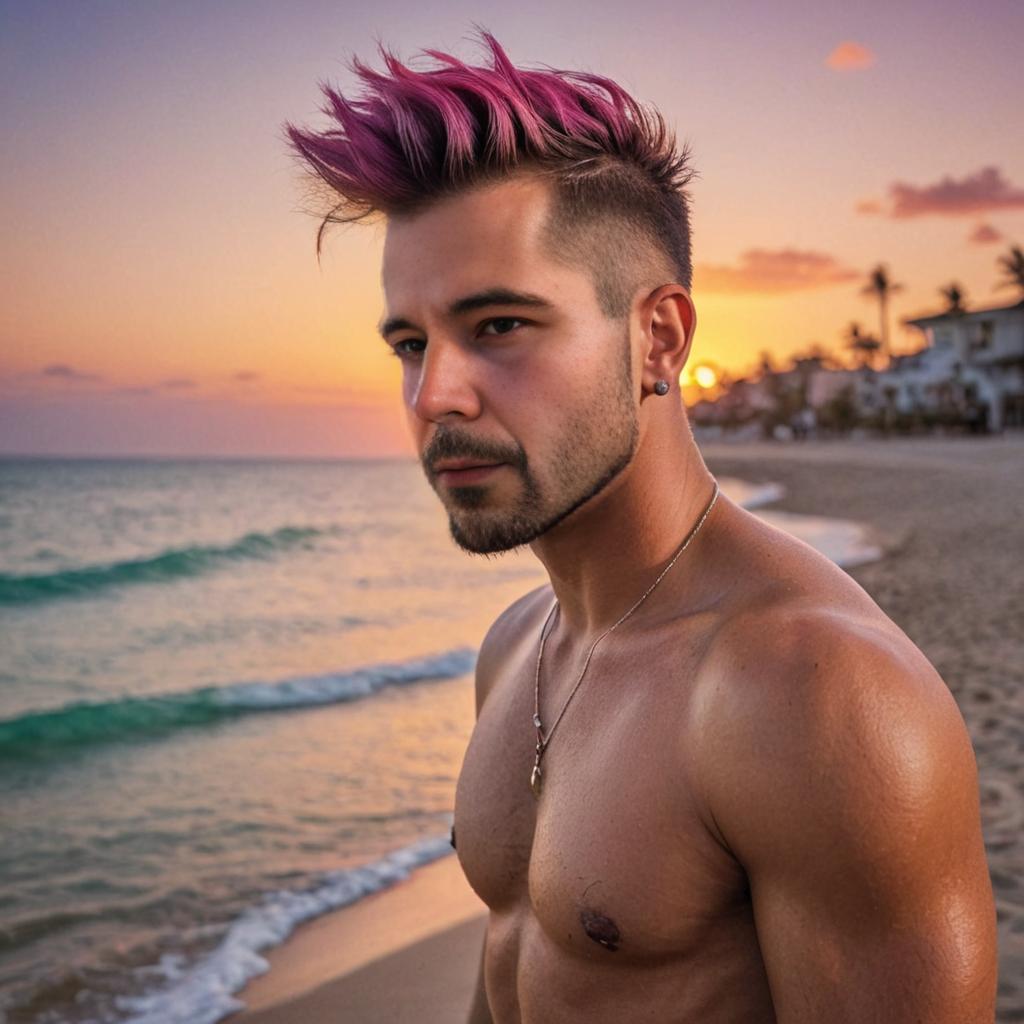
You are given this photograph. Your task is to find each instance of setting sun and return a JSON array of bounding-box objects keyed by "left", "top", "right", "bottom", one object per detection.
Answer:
[
  {"left": 680, "top": 364, "right": 720, "bottom": 390},
  {"left": 693, "top": 365, "right": 719, "bottom": 389}
]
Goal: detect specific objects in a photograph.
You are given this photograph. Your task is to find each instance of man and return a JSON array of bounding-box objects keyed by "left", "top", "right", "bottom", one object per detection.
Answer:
[{"left": 285, "top": 31, "right": 997, "bottom": 1022}]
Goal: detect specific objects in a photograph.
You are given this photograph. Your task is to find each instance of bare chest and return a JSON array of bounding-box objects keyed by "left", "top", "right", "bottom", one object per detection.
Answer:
[{"left": 453, "top": 639, "right": 749, "bottom": 961}]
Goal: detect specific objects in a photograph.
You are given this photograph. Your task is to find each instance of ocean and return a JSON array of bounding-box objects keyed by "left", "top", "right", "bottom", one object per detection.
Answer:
[{"left": 0, "top": 457, "right": 881, "bottom": 1024}]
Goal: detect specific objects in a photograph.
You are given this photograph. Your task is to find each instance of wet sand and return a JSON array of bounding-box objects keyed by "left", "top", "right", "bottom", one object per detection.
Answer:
[
  {"left": 233, "top": 855, "right": 485, "bottom": 1023},
  {"left": 232, "top": 434, "right": 1024, "bottom": 1023}
]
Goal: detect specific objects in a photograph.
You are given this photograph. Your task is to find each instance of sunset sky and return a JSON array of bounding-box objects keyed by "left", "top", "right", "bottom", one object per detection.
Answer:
[{"left": 2, "top": 0, "right": 1022, "bottom": 457}]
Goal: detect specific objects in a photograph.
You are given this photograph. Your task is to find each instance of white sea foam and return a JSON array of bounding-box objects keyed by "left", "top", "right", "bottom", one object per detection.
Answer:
[
  {"left": 758, "top": 509, "right": 884, "bottom": 569},
  {"left": 210, "top": 648, "right": 479, "bottom": 711},
  {"left": 724, "top": 475, "right": 883, "bottom": 569},
  {"left": 728, "top": 478, "right": 787, "bottom": 510},
  {"left": 113, "top": 833, "right": 456, "bottom": 1024},
  {"left": 0, "top": 648, "right": 480, "bottom": 762}
]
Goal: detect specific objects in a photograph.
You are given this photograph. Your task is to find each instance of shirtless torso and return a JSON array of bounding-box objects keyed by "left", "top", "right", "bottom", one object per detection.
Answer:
[
  {"left": 286, "top": 34, "right": 999, "bottom": 1019},
  {"left": 454, "top": 496, "right": 996, "bottom": 1023}
]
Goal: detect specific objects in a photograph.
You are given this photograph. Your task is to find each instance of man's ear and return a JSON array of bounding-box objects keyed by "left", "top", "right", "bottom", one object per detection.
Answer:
[{"left": 639, "top": 284, "right": 696, "bottom": 397}]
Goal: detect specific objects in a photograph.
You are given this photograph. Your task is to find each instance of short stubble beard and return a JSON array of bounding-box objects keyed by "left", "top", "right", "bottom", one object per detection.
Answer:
[{"left": 421, "top": 331, "right": 639, "bottom": 556}]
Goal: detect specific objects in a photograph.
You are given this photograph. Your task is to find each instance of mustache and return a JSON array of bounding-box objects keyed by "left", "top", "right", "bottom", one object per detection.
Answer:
[{"left": 422, "top": 429, "right": 527, "bottom": 475}]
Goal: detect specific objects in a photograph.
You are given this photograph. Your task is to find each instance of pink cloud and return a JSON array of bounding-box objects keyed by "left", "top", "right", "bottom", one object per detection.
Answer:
[
  {"left": 825, "top": 42, "right": 875, "bottom": 71},
  {"left": 968, "top": 222, "right": 1003, "bottom": 245},
  {"left": 694, "top": 249, "right": 862, "bottom": 295},
  {"left": 41, "top": 363, "right": 102, "bottom": 383},
  {"left": 854, "top": 199, "right": 883, "bottom": 216},
  {"left": 860, "top": 166, "right": 1024, "bottom": 219}
]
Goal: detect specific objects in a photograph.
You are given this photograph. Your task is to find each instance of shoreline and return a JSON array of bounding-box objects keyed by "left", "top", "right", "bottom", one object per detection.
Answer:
[
  {"left": 233, "top": 853, "right": 484, "bottom": 1020},
  {"left": 234, "top": 435, "right": 1023, "bottom": 1022}
]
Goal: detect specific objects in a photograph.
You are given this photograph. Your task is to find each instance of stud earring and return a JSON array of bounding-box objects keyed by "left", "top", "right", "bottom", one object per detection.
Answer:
[{"left": 653, "top": 380, "right": 670, "bottom": 396}]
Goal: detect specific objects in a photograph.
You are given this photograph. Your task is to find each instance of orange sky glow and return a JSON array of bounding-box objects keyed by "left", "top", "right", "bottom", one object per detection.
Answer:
[{"left": 2, "top": 0, "right": 1022, "bottom": 456}]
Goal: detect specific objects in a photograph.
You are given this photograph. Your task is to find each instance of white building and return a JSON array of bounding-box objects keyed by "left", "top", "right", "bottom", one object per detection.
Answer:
[
  {"left": 806, "top": 366, "right": 860, "bottom": 409},
  {"left": 901, "top": 300, "right": 1024, "bottom": 431}
]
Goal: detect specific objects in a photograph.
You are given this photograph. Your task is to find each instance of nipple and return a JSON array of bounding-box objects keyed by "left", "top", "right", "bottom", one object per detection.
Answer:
[{"left": 580, "top": 908, "right": 621, "bottom": 952}]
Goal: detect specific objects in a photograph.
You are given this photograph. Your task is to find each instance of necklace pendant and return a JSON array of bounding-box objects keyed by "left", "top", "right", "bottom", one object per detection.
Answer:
[{"left": 530, "top": 763, "right": 542, "bottom": 798}]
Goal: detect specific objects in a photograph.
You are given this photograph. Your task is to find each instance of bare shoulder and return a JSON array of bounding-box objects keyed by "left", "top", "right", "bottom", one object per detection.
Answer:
[
  {"left": 691, "top": 597, "right": 997, "bottom": 1017},
  {"left": 691, "top": 499, "right": 972, "bottom": 801},
  {"left": 697, "top": 598, "right": 978, "bottom": 856},
  {"left": 686, "top": 500, "right": 965, "bottom": 764},
  {"left": 474, "top": 583, "right": 553, "bottom": 716}
]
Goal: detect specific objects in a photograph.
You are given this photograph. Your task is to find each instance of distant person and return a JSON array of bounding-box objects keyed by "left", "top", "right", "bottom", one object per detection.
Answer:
[
  {"left": 789, "top": 405, "right": 816, "bottom": 441},
  {"left": 968, "top": 397, "right": 990, "bottom": 435},
  {"left": 285, "top": 31, "right": 997, "bottom": 1023}
]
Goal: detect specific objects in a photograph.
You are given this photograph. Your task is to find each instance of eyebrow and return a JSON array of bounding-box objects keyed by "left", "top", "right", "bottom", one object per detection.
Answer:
[{"left": 377, "top": 287, "right": 555, "bottom": 340}]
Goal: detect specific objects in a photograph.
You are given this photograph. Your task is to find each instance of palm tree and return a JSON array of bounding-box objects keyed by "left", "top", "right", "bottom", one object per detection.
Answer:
[
  {"left": 860, "top": 264, "right": 905, "bottom": 366},
  {"left": 791, "top": 342, "right": 836, "bottom": 369},
  {"left": 804, "top": 341, "right": 834, "bottom": 365},
  {"left": 844, "top": 322, "right": 881, "bottom": 370},
  {"left": 938, "top": 281, "right": 968, "bottom": 316},
  {"left": 995, "top": 244, "right": 1024, "bottom": 304}
]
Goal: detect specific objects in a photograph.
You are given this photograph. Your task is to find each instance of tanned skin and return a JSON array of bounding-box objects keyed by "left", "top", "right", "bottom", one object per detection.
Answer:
[{"left": 378, "top": 172, "right": 998, "bottom": 1023}]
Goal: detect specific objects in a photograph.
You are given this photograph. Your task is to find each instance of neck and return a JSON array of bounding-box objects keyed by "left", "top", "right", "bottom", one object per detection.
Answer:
[{"left": 529, "top": 413, "right": 719, "bottom": 638}]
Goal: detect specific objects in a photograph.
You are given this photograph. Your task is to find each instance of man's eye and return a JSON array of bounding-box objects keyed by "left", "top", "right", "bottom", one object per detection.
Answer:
[
  {"left": 392, "top": 339, "right": 425, "bottom": 357},
  {"left": 480, "top": 317, "right": 526, "bottom": 336}
]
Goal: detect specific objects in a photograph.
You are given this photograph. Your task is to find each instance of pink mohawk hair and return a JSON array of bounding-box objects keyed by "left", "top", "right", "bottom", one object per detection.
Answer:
[{"left": 283, "top": 29, "right": 699, "bottom": 312}]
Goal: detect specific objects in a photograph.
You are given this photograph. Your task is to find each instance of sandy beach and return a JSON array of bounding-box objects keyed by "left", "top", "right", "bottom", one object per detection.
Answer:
[
  {"left": 231, "top": 434, "right": 1024, "bottom": 1023},
  {"left": 235, "top": 855, "right": 486, "bottom": 1023}
]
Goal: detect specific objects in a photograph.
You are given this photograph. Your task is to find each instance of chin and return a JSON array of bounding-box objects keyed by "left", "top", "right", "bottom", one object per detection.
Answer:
[{"left": 447, "top": 511, "right": 546, "bottom": 556}]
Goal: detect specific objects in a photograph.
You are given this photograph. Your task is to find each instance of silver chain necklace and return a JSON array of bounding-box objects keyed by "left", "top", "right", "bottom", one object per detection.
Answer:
[{"left": 530, "top": 480, "right": 721, "bottom": 798}]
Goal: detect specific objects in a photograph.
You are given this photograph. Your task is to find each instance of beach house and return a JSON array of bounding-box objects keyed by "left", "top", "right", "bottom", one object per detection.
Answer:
[{"left": 901, "top": 300, "right": 1024, "bottom": 431}]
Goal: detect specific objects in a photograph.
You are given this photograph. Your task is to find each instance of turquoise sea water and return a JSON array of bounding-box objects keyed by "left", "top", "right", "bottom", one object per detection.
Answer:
[{"left": 0, "top": 458, "right": 880, "bottom": 1023}]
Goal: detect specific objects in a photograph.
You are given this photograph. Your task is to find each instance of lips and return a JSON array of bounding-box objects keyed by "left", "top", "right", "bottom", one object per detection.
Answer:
[
  {"left": 433, "top": 461, "right": 505, "bottom": 485},
  {"left": 432, "top": 459, "right": 503, "bottom": 473}
]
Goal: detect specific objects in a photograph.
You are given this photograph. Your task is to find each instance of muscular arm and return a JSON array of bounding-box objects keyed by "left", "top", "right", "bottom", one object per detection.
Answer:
[{"left": 700, "top": 611, "right": 998, "bottom": 1022}]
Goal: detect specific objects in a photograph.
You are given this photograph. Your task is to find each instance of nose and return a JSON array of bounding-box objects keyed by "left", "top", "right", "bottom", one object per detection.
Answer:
[{"left": 408, "top": 337, "right": 483, "bottom": 423}]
